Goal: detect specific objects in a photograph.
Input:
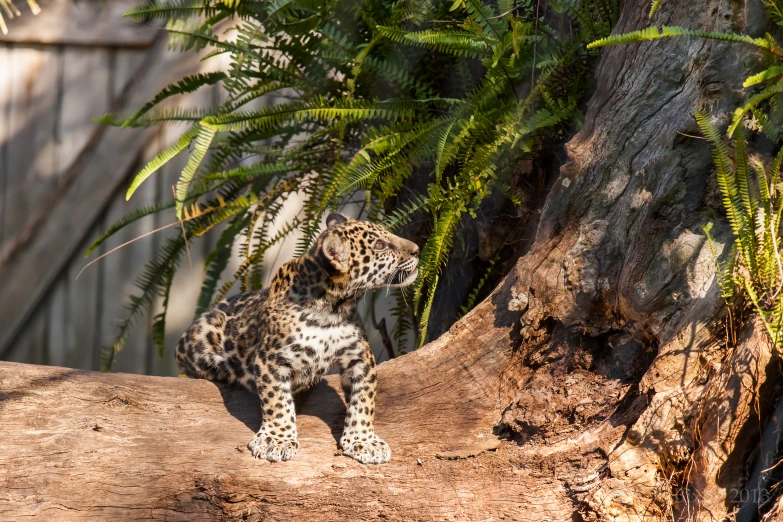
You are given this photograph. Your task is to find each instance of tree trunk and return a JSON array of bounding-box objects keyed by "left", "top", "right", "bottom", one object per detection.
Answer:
[
  {"left": 1, "top": 0, "right": 779, "bottom": 520},
  {"left": 495, "top": 0, "right": 778, "bottom": 519}
]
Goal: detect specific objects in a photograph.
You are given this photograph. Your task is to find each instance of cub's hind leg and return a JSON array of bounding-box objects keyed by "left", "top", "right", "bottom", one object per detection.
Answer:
[
  {"left": 176, "top": 292, "right": 263, "bottom": 388},
  {"left": 176, "top": 306, "right": 233, "bottom": 381}
]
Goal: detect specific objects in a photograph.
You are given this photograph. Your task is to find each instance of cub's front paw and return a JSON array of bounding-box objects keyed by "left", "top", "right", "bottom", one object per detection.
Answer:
[
  {"left": 340, "top": 433, "right": 391, "bottom": 464},
  {"left": 248, "top": 430, "right": 299, "bottom": 462}
]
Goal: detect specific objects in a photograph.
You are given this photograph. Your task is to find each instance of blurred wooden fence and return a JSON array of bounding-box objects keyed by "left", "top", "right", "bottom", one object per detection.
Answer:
[{"left": 0, "top": 0, "right": 228, "bottom": 375}]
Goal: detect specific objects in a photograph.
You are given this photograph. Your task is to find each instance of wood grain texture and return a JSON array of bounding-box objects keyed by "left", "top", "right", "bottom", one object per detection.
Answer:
[
  {"left": 493, "top": 0, "right": 774, "bottom": 519},
  {"left": 113, "top": 49, "right": 146, "bottom": 99},
  {"left": 0, "top": 0, "right": 158, "bottom": 47},
  {"left": 0, "top": 293, "right": 583, "bottom": 521}
]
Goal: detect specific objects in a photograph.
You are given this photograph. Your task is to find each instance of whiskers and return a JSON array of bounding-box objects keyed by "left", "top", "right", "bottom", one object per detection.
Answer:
[
  {"left": 384, "top": 266, "right": 402, "bottom": 296},
  {"left": 383, "top": 261, "right": 418, "bottom": 295},
  {"left": 346, "top": 260, "right": 419, "bottom": 299}
]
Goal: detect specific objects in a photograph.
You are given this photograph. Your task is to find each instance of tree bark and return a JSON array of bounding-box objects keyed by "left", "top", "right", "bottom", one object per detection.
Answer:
[
  {"left": 1, "top": 0, "right": 780, "bottom": 520},
  {"left": 495, "top": 0, "right": 779, "bottom": 519}
]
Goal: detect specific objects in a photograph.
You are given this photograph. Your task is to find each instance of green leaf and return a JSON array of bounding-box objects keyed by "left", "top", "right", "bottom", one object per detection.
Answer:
[
  {"left": 743, "top": 65, "right": 783, "bottom": 87},
  {"left": 123, "top": 72, "right": 226, "bottom": 127},
  {"left": 175, "top": 124, "right": 217, "bottom": 218},
  {"left": 124, "top": 0, "right": 216, "bottom": 22},
  {"left": 728, "top": 83, "right": 783, "bottom": 136},
  {"left": 416, "top": 274, "right": 438, "bottom": 348},
  {"left": 376, "top": 26, "right": 494, "bottom": 57},
  {"left": 649, "top": 0, "right": 662, "bottom": 17},
  {"left": 126, "top": 126, "right": 198, "bottom": 201},
  {"left": 588, "top": 26, "right": 776, "bottom": 52}
]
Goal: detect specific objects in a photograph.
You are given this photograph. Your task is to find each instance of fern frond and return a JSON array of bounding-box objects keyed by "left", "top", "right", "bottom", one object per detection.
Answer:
[
  {"left": 85, "top": 201, "right": 175, "bottom": 257},
  {"left": 101, "top": 234, "right": 186, "bottom": 370},
  {"left": 175, "top": 124, "right": 217, "bottom": 218},
  {"left": 696, "top": 111, "right": 753, "bottom": 267},
  {"left": 763, "top": 0, "right": 783, "bottom": 26},
  {"left": 384, "top": 193, "right": 431, "bottom": 231},
  {"left": 458, "top": 259, "right": 495, "bottom": 319},
  {"left": 124, "top": 0, "right": 217, "bottom": 22},
  {"left": 95, "top": 107, "right": 213, "bottom": 127},
  {"left": 152, "top": 264, "right": 176, "bottom": 357},
  {"left": 414, "top": 203, "right": 464, "bottom": 311},
  {"left": 195, "top": 214, "right": 248, "bottom": 315},
  {"left": 732, "top": 128, "right": 755, "bottom": 220},
  {"left": 390, "top": 288, "right": 414, "bottom": 353},
  {"left": 728, "top": 83, "right": 783, "bottom": 136},
  {"left": 215, "top": 215, "right": 303, "bottom": 302},
  {"left": 376, "top": 26, "right": 494, "bottom": 57},
  {"left": 126, "top": 125, "right": 198, "bottom": 200},
  {"left": 743, "top": 65, "right": 783, "bottom": 87},
  {"left": 201, "top": 97, "right": 418, "bottom": 132},
  {"left": 416, "top": 274, "right": 438, "bottom": 347},
  {"left": 649, "top": 0, "right": 662, "bottom": 18},
  {"left": 588, "top": 26, "right": 777, "bottom": 54},
  {"left": 124, "top": 72, "right": 227, "bottom": 127}
]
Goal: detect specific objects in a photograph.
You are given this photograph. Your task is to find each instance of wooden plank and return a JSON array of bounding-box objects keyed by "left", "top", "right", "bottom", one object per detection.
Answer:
[
  {"left": 67, "top": 235, "right": 103, "bottom": 369},
  {"left": 4, "top": 48, "right": 139, "bottom": 371},
  {"left": 0, "top": 35, "right": 205, "bottom": 356},
  {"left": 108, "top": 147, "right": 158, "bottom": 375},
  {"left": 1, "top": 45, "right": 60, "bottom": 260},
  {"left": 45, "top": 274, "right": 69, "bottom": 367},
  {"left": 0, "top": 44, "right": 10, "bottom": 267},
  {"left": 0, "top": 0, "right": 158, "bottom": 48},
  {"left": 97, "top": 53, "right": 158, "bottom": 375},
  {"left": 3, "top": 301, "right": 48, "bottom": 365},
  {"left": 113, "top": 48, "right": 145, "bottom": 99},
  {"left": 58, "top": 47, "right": 111, "bottom": 172},
  {"left": 47, "top": 232, "right": 103, "bottom": 371}
]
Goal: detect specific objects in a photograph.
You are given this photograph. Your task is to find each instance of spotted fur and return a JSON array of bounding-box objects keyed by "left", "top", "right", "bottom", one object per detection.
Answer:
[{"left": 176, "top": 213, "right": 419, "bottom": 464}]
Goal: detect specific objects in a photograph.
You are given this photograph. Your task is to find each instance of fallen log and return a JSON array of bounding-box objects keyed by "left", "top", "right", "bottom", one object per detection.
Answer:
[{"left": 0, "top": 290, "right": 591, "bottom": 521}]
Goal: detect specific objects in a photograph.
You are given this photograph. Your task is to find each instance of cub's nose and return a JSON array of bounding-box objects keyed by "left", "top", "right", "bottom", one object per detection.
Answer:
[{"left": 401, "top": 238, "right": 419, "bottom": 258}]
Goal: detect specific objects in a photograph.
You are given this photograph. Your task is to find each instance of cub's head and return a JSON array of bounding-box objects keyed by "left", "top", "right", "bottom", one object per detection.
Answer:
[{"left": 317, "top": 213, "right": 419, "bottom": 293}]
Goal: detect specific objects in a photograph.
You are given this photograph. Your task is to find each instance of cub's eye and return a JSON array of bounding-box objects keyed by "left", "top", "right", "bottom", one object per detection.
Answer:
[{"left": 374, "top": 239, "right": 387, "bottom": 250}]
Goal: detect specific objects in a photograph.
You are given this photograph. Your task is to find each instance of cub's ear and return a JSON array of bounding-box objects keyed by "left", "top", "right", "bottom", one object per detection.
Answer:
[
  {"left": 322, "top": 233, "right": 349, "bottom": 273},
  {"left": 326, "top": 212, "right": 349, "bottom": 228}
]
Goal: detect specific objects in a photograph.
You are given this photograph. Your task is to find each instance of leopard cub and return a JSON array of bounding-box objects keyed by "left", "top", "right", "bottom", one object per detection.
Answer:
[{"left": 176, "top": 213, "right": 419, "bottom": 464}]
